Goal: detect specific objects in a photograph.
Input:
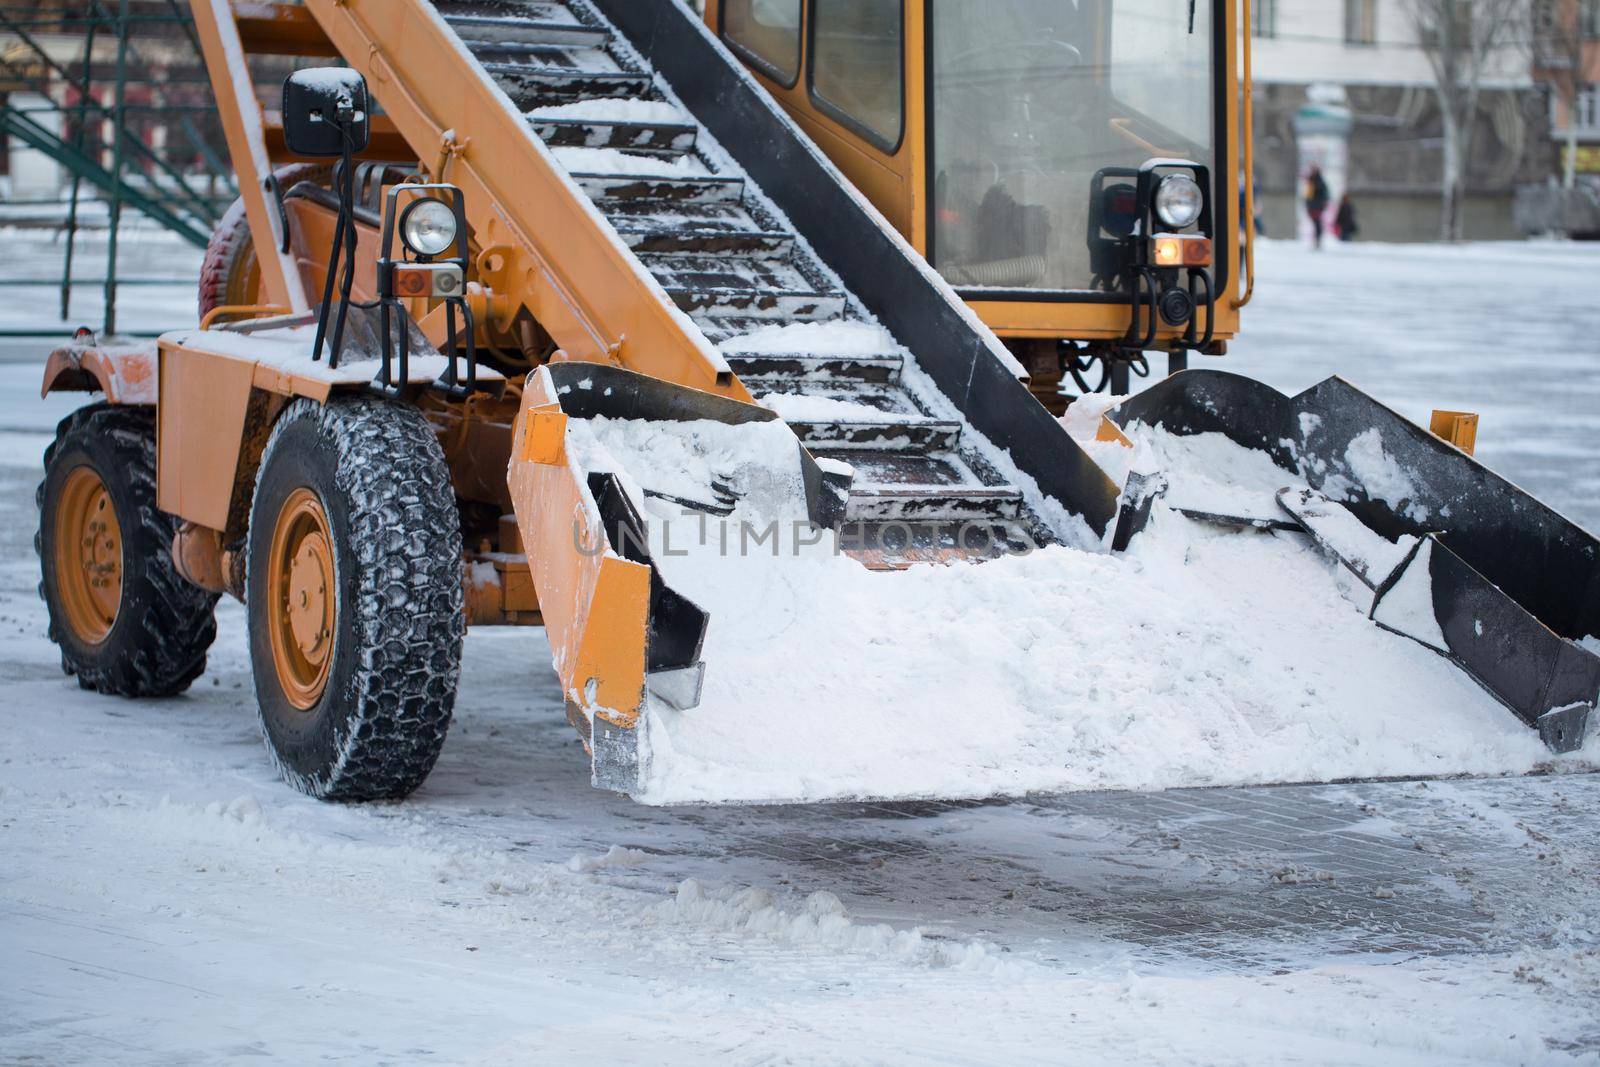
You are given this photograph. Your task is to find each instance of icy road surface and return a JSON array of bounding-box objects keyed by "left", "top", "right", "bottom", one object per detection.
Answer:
[{"left": 3, "top": 240, "right": 1600, "bottom": 1063}]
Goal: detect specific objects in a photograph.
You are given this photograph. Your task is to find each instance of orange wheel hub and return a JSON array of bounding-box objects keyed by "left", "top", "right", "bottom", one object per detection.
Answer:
[
  {"left": 267, "top": 488, "right": 336, "bottom": 709},
  {"left": 54, "top": 466, "right": 123, "bottom": 644}
]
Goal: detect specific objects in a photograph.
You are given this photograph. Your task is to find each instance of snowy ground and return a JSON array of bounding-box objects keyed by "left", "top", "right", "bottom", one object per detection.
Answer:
[{"left": 3, "top": 239, "right": 1599, "bottom": 1064}]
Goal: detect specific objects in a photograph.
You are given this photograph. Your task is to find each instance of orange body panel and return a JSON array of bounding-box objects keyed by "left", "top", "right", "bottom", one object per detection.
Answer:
[
  {"left": 1430, "top": 410, "right": 1480, "bottom": 457},
  {"left": 156, "top": 341, "right": 258, "bottom": 530},
  {"left": 975, "top": 299, "right": 1239, "bottom": 345},
  {"left": 153, "top": 331, "right": 509, "bottom": 532},
  {"left": 284, "top": 198, "right": 381, "bottom": 309},
  {"left": 520, "top": 409, "right": 569, "bottom": 466},
  {"left": 464, "top": 554, "right": 542, "bottom": 626},
  {"left": 41, "top": 341, "right": 158, "bottom": 405},
  {"left": 235, "top": 3, "right": 339, "bottom": 57}
]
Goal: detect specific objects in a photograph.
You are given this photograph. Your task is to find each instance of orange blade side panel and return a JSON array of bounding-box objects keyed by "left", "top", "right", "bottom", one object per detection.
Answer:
[{"left": 507, "top": 378, "right": 650, "bottom": 727}]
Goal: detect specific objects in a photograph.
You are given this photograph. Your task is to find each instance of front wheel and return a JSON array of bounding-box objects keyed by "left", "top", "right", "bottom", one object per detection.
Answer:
[{"left": 247, "top": 396, "right": 464, "bottom": 801}]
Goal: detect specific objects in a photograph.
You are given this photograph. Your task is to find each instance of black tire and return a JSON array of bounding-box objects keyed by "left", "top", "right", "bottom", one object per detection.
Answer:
[
  {"left": 198, "top": 163, "right": 326, "bottom": 321},
  {"left": 247, "top": 396, "right": 464, "bottom": 801},
  {"left": 36, "top": 404, "right": 219, "bottom": 696}
]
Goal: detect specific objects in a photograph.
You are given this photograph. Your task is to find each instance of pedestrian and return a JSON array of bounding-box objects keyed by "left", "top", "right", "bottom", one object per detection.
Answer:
[
  {"left": 1335, "top": 193, "right": 1359, "bottom": 242},
  {"left": 1303, "top": 164, "right": 1330, "bottom": 249}
]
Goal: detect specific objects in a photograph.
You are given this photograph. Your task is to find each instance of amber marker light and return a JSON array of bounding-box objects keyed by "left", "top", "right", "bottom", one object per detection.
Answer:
[
  {"left": 1151, "top": 235, "right": 1212, "bottom": 269},
  {"left": 394, "top": 266, "right": 432, "bottom": 298},
  {"left": 1152, "top": 236, "right": 1184, "bottom": 267}
]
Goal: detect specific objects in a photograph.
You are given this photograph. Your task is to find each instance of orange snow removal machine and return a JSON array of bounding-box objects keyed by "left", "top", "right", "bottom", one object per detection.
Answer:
[{"left": 34, "top": 0, "right": 1597, "bottom": 802}]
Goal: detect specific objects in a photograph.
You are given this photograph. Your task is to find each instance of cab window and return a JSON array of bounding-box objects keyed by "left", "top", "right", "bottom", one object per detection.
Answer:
[
  {"left": 809, "top": 0, "right": 904, "bottom": 150},
  {"left": 930, "top": 0, "right": 1215, "bottom": 293},
  {"left": 722, "top": 0, "right": 802, "bottom": 86}
]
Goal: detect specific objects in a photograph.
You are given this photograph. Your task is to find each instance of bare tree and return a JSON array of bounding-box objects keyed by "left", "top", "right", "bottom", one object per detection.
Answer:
[
  {"left": 1403, "top": 0, "right": 1528, "bottom": 240},
  {"left": 1534, "top": 0, "right": 1589, "bottom": 189}
]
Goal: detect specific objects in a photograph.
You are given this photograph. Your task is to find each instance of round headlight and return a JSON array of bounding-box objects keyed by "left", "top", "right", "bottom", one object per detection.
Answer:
[
  {"left": 1154, "top": 174, "right": 1204, "bottom": 230},
  {"left": 400, "top": 198, "right": 458, "bottom": 257}
]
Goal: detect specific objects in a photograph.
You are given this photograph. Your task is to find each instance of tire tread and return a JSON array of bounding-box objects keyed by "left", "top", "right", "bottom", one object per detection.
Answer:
[
  {"left": 251, "top": 396, "right": 464, "bottom": 801},
  {"left": 37, "top": 404, "right": 219, "bottom": 697}
]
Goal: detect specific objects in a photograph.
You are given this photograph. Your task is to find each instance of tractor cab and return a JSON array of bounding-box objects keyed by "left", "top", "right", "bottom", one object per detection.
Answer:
[{"left": 708, "top": 0, "right": 1241, "bottom": 404}]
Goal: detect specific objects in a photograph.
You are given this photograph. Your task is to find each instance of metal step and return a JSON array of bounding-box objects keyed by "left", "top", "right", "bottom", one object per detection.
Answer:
[
  {"left": 751, "top": 378, "right": 911, "bottom": 412},
  {"left": 530, "top": 117, "right": 697, "bottom": 155},
  {"left": 639, "top": 253, "right": 843, "bottom": 323},
  {"left": 434, "top": 0, "right": 585, "bottom": 23},
  {"left": 641, "top": 251, "right": 817, "bottom": 293},
  {"left": 613, "top": 220, "right": 793, "bottom": 257},
  {"left": 789, "top": 417, "right": 962, "bottom": 452},
  {"left": 602, "top": 199, "right": 764, "bottom": 227},
  {"left": 495, "top": 69, "right": 654, "bottom": 107},
  {"left": 675, "top": 287, "right": 846, "bottom": 321},
  {"left": 473, "top": 41, "right": 624, "bottom": 72},
  {"left": 450, "top": 16, "right": 611, "bottom": 49},
  {"left": 579, "top": 174, "right": 744, "bottom": 204},
  {"left": 694, "top": 314, "right": 859, "bottom": 346},
  {"left": 846, "top": 485, "right": 1024, "bottom": 523},
  {"left": 726, "top": 352, "right": 903, "bottom": 384},
  {"left": 822, "top": 450, "right": 969, "bottom": 487},
  {"left": 602, "top": 201, "right": 790, "bottom": 254},
  {"left": 434, "top": 0, "right": 580, "bottom": 15}
]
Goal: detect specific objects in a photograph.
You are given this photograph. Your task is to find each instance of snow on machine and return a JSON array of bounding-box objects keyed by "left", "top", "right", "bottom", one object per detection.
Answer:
[{"left": 34, "top": 0, "right": 1597, "bottom": 804}]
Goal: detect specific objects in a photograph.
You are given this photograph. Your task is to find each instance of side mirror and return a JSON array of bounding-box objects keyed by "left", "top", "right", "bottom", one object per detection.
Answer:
[{"left": 282, "top": 68, "right": 370, "bottom": 157}]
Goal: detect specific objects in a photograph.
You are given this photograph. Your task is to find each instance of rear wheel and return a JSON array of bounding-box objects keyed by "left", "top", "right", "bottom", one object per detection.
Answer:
[
  {"left": 36, "top": 404, "right": 219, "bottom": 695},
  {"left": 247, "top": 396, "right": 465, "bottom": 800},
  {"left": 198, "top": 163, "right": 327, "bottom": 321}
]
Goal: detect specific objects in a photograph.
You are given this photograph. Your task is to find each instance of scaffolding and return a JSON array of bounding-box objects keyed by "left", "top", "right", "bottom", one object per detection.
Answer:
[{"left": 0, "top": 0, "right": 238, "bottom": 334}]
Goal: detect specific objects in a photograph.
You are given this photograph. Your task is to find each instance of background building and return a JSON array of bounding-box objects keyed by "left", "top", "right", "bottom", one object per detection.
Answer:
[
  {"left": 1250, "top": 0, "right": 1553, "bottom": 241},
  {"left": 1519, "top": 0, "right": 1600, "bottom": 234}
]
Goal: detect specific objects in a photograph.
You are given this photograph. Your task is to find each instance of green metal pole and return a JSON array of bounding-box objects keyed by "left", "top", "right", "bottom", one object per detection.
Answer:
[
  {"left": 88, "top": 0, "right": 229, "bottom": 228},
  {"left": 103, "top": 0, "right": 131, "bottom": 337},
  {"left": 61, "top": 19, "right": 98, "bottom": 322}
]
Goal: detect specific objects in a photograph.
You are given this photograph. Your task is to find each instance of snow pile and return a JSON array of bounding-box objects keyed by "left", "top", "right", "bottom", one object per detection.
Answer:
[
  {"left": 569, "top": 414, "right": 802, "bottom": 513},
  {"left": 567, "top": 845, "right": 652, "bottom": 873},
  {"left": 1371, "top": 541, "right": 1449, "bottom": 651},
  {"left": 755, "top": 392, "right": 903, "bottom": 423},
  {"left": 720, "top": 320, "right": 897, "bottom": 355},
  {"left": 1329, "top": 429, "right": 1432, "bottom": 523},
  {"left": 1064, "top": 399, "right": 1440, "bottom": 532},
  {"left": 551, "top": 146, "right": 711, "bottom": 177},
  {"left": 645, "top": 880, "right": 1008, "bottom": 973},
  {"left": 527, "top": 98, "right": 686, "bottom": 124},
  {"left": 168, "top": 324, "right": 501, "bottom": 386},
  {"left": 168, "top": 323, "right": 322, "bottom": 360},
  {"left": 564, "top": 414, "right": 1563, "bottom": 806},
  {"left": 1278, "top": 487, "right": 1419, "bottom": 585}
]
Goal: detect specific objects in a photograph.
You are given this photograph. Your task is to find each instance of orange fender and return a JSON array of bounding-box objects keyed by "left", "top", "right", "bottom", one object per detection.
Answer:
[{"left": 41, "top": 341, "right": 159, "bottom": 405}]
